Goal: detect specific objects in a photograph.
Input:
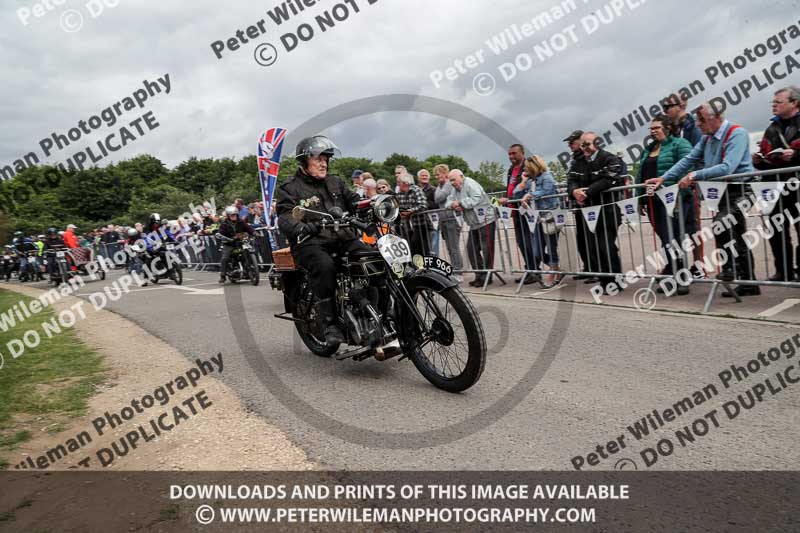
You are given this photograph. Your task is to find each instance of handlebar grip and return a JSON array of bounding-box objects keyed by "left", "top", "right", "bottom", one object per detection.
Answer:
[{"left": 351, "top": 219, "right": 370, "bottom": 233}]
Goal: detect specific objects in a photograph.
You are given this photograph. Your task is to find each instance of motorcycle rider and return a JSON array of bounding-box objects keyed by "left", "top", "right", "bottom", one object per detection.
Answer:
[
  {"left": 43, "top": 228, "right": 66, "bottom": 278},
  {"left": 12, "top": 231, "right": 37, "bottom": 282},
  {"left": 143, "top": 213, "right": 176, "bottom": 277},
  {"left": 124, "top": 227, "right": 149, "bottom": 286},
  {"left": 33, "top": 235, "right": 45, "bottom": 280},
  {"left": 275, "top": 135, "right": 371, "bottom": 346},
  {"left": 217, "top": 205, "right": 255, "bottom": 284}
]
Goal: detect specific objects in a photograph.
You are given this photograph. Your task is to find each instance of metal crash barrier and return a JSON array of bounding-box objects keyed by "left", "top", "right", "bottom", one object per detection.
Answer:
[{"left": 492, "top": 166, "right": 800, "bottom": 312}]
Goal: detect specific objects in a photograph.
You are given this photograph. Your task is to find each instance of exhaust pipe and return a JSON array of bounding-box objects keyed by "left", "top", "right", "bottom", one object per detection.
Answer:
[{"left": 374, "top": 338, "right": 402, "bottom": 361}]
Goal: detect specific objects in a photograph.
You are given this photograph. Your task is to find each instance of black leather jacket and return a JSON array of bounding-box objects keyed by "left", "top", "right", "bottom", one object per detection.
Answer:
[
  {"left": 276, "top": 169, "right": 361, "bottom": 248},
  {"left": 567, "top": 149, "right": 623, "bottom": 207}
]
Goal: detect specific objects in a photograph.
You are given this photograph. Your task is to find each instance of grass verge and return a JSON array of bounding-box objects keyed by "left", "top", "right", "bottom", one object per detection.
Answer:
[{"left": 0, "top": 288, "right": 106, "bottom": 469}]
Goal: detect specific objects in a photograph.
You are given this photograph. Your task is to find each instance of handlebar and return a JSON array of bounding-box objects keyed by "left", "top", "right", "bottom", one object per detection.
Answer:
[{"left": 317, "top": 215, "right": 371, "bottom": 233}]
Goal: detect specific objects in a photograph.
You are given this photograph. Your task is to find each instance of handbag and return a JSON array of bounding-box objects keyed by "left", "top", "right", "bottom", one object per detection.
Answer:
[{"left": 540, "top": 211, "right": 560, "bottom": 235}]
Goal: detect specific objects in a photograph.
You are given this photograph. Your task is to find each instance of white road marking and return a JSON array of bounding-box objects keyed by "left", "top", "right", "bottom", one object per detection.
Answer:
[
  {"left": 72, "top": 282, "right": 220, "bottom": 296},
  {"left": 758, "top": 299, "right": 800, "bottom": 318},
  {"left": 164, "top": 285, "right": 224, "bottom": 296}
]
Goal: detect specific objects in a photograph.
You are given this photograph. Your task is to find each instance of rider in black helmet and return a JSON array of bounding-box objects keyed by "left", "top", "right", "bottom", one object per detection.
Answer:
[{"left": 275, "top": 135, "right": 371, "bottom": 346}]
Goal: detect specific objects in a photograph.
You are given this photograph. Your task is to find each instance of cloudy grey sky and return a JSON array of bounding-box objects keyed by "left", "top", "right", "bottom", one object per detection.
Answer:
[{"left": 2, "top": 0, "right": 799, "bottom": 176}]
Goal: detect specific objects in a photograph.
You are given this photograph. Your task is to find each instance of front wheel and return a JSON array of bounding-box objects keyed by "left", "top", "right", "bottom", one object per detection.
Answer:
[
  {"left": 171, "top": 262, "right": 183, "bottom": 285},
  {"left": 407, "top": 286, "right": 486, "bottom": 393},
  {"left": 248, "top": 253, "right": 260, "bottom": 286}
]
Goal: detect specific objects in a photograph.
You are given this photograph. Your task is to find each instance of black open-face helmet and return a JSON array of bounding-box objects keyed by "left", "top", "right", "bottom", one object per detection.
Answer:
[
  {"left": 294, "top": 135, "right": 341, "bottom": 167},
  {"left": 47, "top": 227, "right": 57, "bottom": 235},
  {"left": 148, "top": 213, "right": 162, "bottom": 228}
]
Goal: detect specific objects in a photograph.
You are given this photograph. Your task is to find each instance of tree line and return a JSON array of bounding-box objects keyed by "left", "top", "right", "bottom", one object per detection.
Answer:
[{"left": 0, "top": 152, "right": 514, "bottom": 242}]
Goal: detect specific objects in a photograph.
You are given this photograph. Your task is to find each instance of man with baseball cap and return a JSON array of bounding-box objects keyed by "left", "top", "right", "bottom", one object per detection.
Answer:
[
  {"left": 351, "top": 169, "right": 365, "bottom": 198},
  {"left": 563, "top": 130, "right": 584, "bottom": 159},
  {"left": 564, "top": 130, "right": 593, "bottom": 281},
  {"left": 63, "top": 224, "right": 79, "bottom": 248}
]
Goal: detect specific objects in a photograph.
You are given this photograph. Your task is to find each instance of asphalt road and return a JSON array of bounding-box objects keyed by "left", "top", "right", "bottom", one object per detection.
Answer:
[{"left": 31, "top": 268, "right": 800, "bottom": 471}]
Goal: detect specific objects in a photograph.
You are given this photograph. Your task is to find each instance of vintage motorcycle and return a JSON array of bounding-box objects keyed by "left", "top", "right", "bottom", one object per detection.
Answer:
[
  {"left": 149, "top": 242, "right": 184, "bottom": 285},
  {"left": 18, "top": 249, "right": 43, "bottom": 282},
  {"left": 268, "top": 195, "right": 487, "bottom": 393},
  {"left": 45, "top": 244, "right": 73, "bottom": 285},
  {"left": 216, "top": 234, "right": 260, "bottom": 286},
  {"left": 1, "top": 248, "right": 18, "bottom": 281}
]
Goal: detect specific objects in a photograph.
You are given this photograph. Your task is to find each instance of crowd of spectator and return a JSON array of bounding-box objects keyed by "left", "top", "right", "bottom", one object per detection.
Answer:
[{"left": 4, "top": 86, "right": 798, "bottom": 299}]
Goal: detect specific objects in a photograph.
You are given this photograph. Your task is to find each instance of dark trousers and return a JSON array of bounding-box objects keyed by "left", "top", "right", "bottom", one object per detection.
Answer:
[
  {"left": 768, "top": 189, "right": 800, "bottom": 278},
  {"left": 651, "top": 194, "right": 697, "bottom": 274},
  {"left": 467, "top": 221, "right": 496, "bottom": 280},
  {"left": 293, "top": 239, "right": 372, "bottom": 300},
  {"left": 716, "top": 188, "right": 755, "bottom": 280},
  {"left": 513, "top": 211, "right": 537, "bottom": 271},
  {"left": 219, "top": 245, "right": 233, "bottom": 276},
  {"left": 577, "top": 205, "right": 621, "bottom": 284},
  {"left": 573, "top": 203, "right": 591, "bottom": 272}
]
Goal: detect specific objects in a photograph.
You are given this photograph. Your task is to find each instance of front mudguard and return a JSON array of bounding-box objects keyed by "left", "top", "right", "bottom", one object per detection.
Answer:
[
  {"left": 396, "top": 269, "right": 458, "bottom": 348},
  {"left": 403, "top": 269, "right": 458, "bottom": 294}
]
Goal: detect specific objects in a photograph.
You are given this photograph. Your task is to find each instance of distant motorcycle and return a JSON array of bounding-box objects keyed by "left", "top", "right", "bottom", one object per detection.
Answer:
[
  {"left": 18, "top": 250, "right": 42, "bottom": 282},
  {"left": 45, "top": 245, "right": 72, "bottom": 286},
  {"left": 149, "top": 242, "right": 183, "bottom": 285},
  {"left": 1, "top": 251, "right": 18, "bottom": 281},
  {"left": 216, "top": 234, "right": 260, "bottom": 286}
]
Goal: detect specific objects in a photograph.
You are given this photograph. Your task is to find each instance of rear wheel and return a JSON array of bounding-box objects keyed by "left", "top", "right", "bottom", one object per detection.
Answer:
[
  {"left": 285, "top": 294, "right": 338, "bottom": 358},
  {"left": 408, "top": 286, "right": 486, "bottom": 393}
]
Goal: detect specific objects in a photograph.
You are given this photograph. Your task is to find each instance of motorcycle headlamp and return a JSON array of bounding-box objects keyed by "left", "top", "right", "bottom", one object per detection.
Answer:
[{"left": 372, "top": 194, "right": 400, "bottom": 223}]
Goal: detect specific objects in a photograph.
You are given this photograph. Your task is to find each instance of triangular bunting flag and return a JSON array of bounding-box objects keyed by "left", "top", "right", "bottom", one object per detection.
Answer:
[
  {"left": 749, "top": 182, "right": 787, "bottom": 215},
  {"left": 497, "top": 207, "right": 512, "bottom": 229},
  {"left": 656, "top": 184, "right": 680, "bottom": 218},
  {"left": 550, "top": 209, "right": 568, "bottom": 228},
  {"left": 581, "top": 206, "right": 601, "bottom": 234},
  {"left": 696, "top": 182, "right": 727, "bottom": 213},
  {"left": 428, "top": 211, "right": 439, "bottom": 230},
  {"left": 616, "top": 198, "right": 640, "bottom": 226}
]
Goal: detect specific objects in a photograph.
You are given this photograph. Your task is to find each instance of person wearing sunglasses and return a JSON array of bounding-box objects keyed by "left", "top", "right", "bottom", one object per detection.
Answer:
[
  {"left": 662, "top": 93, "right": 702, "bottom": 147},
  {"left": 376, "top": 179, "right": 393, "bottom": 195},
  {"left": 567, "top": 132, "right": 624, "bottom": 294}
]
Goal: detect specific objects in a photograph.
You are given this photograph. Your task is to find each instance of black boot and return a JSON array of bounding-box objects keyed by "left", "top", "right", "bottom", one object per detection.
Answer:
[{"left": 315, "top": 298, "right": 345, "bottom": 345}]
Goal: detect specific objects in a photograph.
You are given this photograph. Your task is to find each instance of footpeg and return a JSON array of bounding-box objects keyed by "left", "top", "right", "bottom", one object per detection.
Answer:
[{"left": 374, "top": 338, "right": 402, "bottom": 361}]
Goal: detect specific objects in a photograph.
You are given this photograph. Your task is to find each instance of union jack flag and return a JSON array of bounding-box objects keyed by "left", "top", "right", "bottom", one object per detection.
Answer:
[{"left": 257, "top": 127, "right": 288, "bottom": 221}]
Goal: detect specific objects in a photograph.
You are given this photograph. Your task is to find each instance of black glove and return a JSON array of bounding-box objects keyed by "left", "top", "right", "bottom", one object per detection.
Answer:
[{"left": 298, "top": 222, "right": 321, "bottom": 240}]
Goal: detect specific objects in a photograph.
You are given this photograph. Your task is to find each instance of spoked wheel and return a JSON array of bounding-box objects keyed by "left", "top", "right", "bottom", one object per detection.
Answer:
[
  {"left": 286, "top": 295, "right": 339, "bottom": 358},
  {"left": 171, "top": 263, "right": 183, "bottom": 285},
  {"left": 249, "top": 254, "right": 260, "bottom": 286},
  {"left": 409, "top": 286, "right": 486, "bottom": 393}
]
